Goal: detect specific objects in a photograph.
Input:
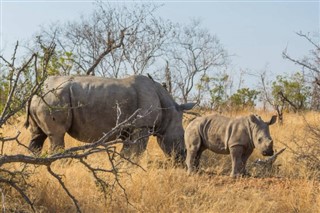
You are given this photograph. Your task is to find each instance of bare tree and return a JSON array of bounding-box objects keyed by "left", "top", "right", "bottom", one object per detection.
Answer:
[
  {"left": 0, "top": 40, "right": 52, "bottom": 211},
  {"left": 41, "top": 2, "right": 171, "bottom": 78},
  {"left": 121, "top": 14, "right": 173, "bottom": 76},
  {"left": 0, "top": 39, "right": 55, "bottom": 127},
  {"left": 283, "top": 32, "right": 320, "bottom": 110},
  {"left": 258, "top": 69, "right": 284, "bottom": 124},
  {"left": 168, "top": 19, "right": 228, "bottom": 103},
  {"left": 38, "top": 4, "right": 230, "bottom": 106}
]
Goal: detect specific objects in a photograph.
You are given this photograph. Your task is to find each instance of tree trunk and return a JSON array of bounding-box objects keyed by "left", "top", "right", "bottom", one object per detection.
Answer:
[{"left": 165, "top": 61, "right": 172, "bottom": 95}]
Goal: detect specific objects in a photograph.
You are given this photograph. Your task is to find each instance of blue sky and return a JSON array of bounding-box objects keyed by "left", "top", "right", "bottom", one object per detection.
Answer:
[{"left": 0, "top": 0, "right": 319, "bottom": 87}]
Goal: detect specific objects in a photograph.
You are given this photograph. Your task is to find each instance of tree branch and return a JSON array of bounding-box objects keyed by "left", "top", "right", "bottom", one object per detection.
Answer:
[
  {"left": 278, "top": 90, "right": 299, "bottom": 112},
  {"left": 86, "top": 29, "right": 126, "bottom": 75},
  {"left": 296, "top": 32, "right": 320, "bottom": 50},
  {"left": 0, "top": 177, "right": 35, "bottom": 212},
  {"left": 47, "top": 166, "right": 81, "bottom": 213}
]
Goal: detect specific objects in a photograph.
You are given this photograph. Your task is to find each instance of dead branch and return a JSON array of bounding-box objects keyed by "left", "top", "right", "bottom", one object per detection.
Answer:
[
  {"left": 296, "top": 32, "right": 320, "bottom": 50},
  {"left": 0, "top": 164, "right": 35, "bottom": 212},
  {"left": 0, "top": 177, "right": 35, "bottom": 212},
  {"left": 0, "top": 131, "right": 21, "bottom": 155},
  {"left": 283, "top": 50, "right": 319, "bottom": 74},
  {"left": 0, "top": 52, "right": 36, "bottom": 125},
  {"left": 0, "top": 107, "right": 149, "bottom": 212},
  {"left": 0, "top": 131, "right": 21, "bottom": 143},
  {"left": 314, "top": 77, "right": 320, "bottom": 86},
  {"left": 0, "top": 41, "right": 55, "bottom": 128},
  {"left": 86, "top": 29, "right": 126, "bottom": 75},
  {"left": 47, "top": 166, "right": 80, "bottom": 213},
  {"left": 278, "top": 91, "right": 299, "bottom": 112},
  {"left": 283, "top": 32, "right": 319, "bottom": 75}
]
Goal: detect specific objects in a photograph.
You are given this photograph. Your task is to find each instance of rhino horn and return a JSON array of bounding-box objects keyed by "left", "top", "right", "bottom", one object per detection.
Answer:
[
  {"left": 179, "top": 102, "right": 197, "bottom": 111},
  {"left": 255, "top": 147, "right": 286, "bottom": 166}
]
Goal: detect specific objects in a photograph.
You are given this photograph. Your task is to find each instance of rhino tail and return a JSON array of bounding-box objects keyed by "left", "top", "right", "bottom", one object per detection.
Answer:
[{"left": 24, "top": 98, "right": 31, "bottom": 128}]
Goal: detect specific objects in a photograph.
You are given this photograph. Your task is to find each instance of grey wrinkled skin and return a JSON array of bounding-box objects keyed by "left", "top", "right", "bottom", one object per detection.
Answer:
[
  {"left": 25, "top": 75, "right": 195, "bottom": 160},
  {"left": 184, "top": 114, "right": 277, "bottom": 177}
]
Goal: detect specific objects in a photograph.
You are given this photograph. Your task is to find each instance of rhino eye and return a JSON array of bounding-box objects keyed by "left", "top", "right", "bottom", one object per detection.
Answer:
[{"left": 258, "top": 138, "right": 262, "bottom": 144}]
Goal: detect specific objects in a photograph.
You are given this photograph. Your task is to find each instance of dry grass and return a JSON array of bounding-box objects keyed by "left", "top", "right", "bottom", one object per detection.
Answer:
[{"left": 1, "top": 111, "right": 320, "bottom": 212}]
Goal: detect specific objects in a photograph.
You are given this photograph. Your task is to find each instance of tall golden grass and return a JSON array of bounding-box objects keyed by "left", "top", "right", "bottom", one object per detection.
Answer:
[{"left": 1, "top": 110, "right": 320, "bottom": 212}]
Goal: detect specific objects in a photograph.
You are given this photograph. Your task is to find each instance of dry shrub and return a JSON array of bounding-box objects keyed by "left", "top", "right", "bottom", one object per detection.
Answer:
[
  {"left": 272, "top": 112, "right": 320, "bottom": 179},
  {"left": 291, "top": 114, "right": 320, "bottom": 178}
]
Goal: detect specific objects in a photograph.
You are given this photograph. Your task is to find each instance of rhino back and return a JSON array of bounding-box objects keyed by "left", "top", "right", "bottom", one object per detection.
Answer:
[
  {"left": 199, "top": 114, "right": 231, "bottom": 154},
  {"left": 44, "top": 75, "right": 162, "bottom": 142}
]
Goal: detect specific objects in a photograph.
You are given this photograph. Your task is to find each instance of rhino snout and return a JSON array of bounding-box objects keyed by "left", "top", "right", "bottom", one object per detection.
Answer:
[
  {"left": 262, "top": 149, "right": 274, "bottom": 156},
  {"left": 261, "top": 139, "right": 274, "bottom": 156}
]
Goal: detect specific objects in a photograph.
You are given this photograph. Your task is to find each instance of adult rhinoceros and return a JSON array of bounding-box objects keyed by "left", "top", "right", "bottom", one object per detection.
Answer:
[
  {"left": 184, "top": 114, "right": 277, "bottom": 177},
  {"left": 25, "top": 75, "right": 195, "bottom": 160}
]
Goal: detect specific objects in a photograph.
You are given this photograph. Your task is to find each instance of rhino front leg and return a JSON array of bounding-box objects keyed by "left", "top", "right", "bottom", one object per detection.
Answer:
[
  {"left": 48, "top": 134, "right": 65, "bottom": 153},
  {"left": 186, "top": 149, "right": 198, "bottom": 174},
  {"left": 185, "top": 137, "right": 202, "bottom": 174},
  {"left": 230, "top": 146, "right": 245, "bottom": 178},
  {"left": 120, "top": 138, "right": 148, "bottom": 159},
  {"left": 120, "top": 128, "right": 149, "bottom": 159}
]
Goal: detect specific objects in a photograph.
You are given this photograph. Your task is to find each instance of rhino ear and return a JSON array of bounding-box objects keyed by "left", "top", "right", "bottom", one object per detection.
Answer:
[
  {"left": 268, "top": 115, "right": 277, "bottom": 125},
  {"left": 249, "top": 114, "right": 259, "bottom": 123},
  {"left": 179, "top": 102, "right": 197, "bottom": 111}
]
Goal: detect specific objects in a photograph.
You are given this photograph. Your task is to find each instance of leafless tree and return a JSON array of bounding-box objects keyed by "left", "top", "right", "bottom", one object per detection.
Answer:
[
  {"left": 0, "top": 40, "right": 52, "bottom": 211},
  {"left": 168, "top": 19, "right": 228, "bottom": 104},
  {"left": 0, "top": 39, "right": 55, "bottom": 127},
  {"left": 258, "top": 69, "right": 284, "bottom": 124},
  {"left": 37, "top": 4, "right": 231, "bottom": 106},
  {"left": 283, "top": 32, "right": 320, "bottom": 110},
  {"left": 41, "top": 2, "right": 171, "bottom": 78}
]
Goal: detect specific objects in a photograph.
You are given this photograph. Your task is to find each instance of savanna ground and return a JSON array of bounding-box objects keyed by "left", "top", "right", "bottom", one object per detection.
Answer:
[{"left": 1, "top": 110, "right": 320, "bottom": 213}]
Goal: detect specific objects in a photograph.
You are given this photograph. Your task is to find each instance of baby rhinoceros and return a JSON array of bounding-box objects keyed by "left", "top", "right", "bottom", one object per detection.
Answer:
[{"left": 184, "top": 114, "right": 277, "bottom": 177}]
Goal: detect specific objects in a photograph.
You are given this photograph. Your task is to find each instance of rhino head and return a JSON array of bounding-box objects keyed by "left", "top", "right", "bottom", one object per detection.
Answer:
[
  {"left": 156, "top": 103, "right": 196, "bottom": 162},
  {"left": 249, "top": 114, "right": 277, "bottom": 156}
]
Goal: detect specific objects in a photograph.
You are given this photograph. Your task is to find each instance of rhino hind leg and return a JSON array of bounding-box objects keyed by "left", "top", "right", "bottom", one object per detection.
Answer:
[
  {"left": 28, "top": 122, "right": 65, "bottom": 154},
  {"left": 29, "top": 128, "right": 47, "bottom": 155},
  {"left": 186, "top": 149, "right": 198, "bottom": 174},
  {"left": 28, "top": 117, "right": 47, "bottom": 155},
  {"left": 194, "top": 147, "right": 205, "bottom": 169},
  {"left": 186, "top": 146, "right": 205, "bottom": 174}
]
